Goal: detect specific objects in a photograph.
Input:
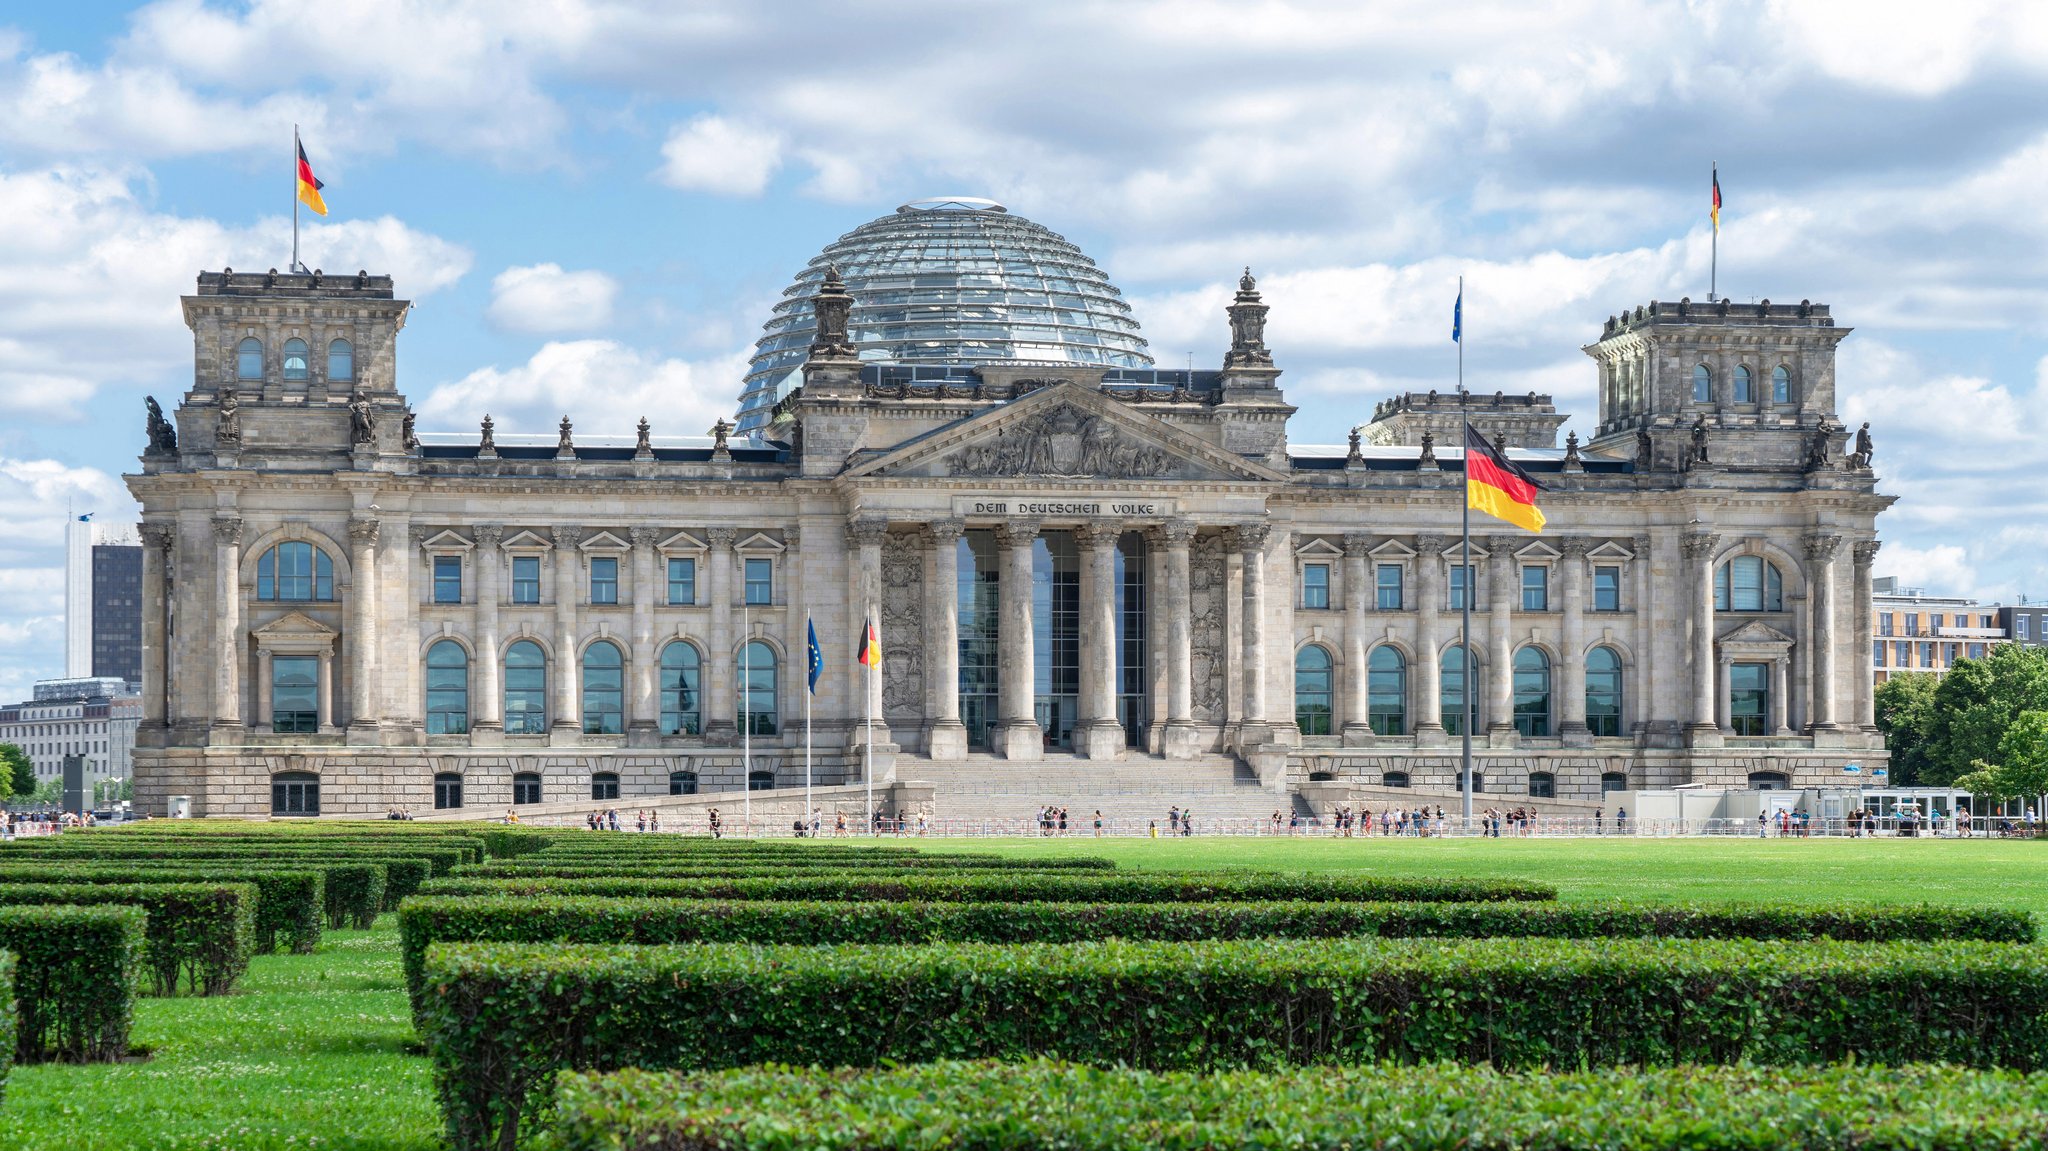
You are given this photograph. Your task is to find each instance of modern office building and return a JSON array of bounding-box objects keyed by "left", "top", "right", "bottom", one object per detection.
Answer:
[
  {"left": 1869, "top": 577, "right": 2010, "bottom": 684},
  {"left": 2000, "top": 603, "right": 2048, "bottom": 650},
  {"left": 125, "top": 200, "right": 1892, "bottom": 818},
  {"left": 0, "top": 677, "right": 142, "bottom": 788},
  {"left": 92, "top": 537, "right": 144, "bottom": 687}
]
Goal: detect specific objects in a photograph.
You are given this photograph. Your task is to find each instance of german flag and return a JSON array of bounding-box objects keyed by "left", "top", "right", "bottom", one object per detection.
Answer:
[
  {"left": 296, "top": 132, "right": 327, "bottom": 217},
  {"left": 1464, "top": 424, "right": 1545, "bottom": 533},
  {"left": 1711, "top": 166, "right": 1721, "bottom": 234},
  {"left": 857, "top": 616, "right": 880, "bottom": 670}
]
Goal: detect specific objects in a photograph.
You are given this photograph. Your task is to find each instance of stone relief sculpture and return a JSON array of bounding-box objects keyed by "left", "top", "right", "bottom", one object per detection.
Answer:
[
  {"left": 1223, "top": 267, "right": 1274, "bottom": 369},
  {"left": 348, "top": 389, "right": 376, "bottom": 445},
  {"left": 215, "top": 391, "right": 241, "bottom": 447},
  {"left": 144, "top": 396, "right": 177, "bottom": 456},
  {"left": 880, "top": 530, "right": 926, "bottom": 725},
  {"left": 950, "top": 404, "right": 1176, "bottom": 478},
  {"left": 1188, "top": 532, "right": 1227, "bottom": 724}
]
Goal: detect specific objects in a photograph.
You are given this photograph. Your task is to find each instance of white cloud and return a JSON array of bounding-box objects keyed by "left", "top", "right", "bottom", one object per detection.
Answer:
[
  {"left": 416, "top": 340, "right": 748, "bottom": 441},
  {"left": 1874, "top": 543, "right": 1979, "bottom": 599},
  {"left": 658, "top": 114, "right": 781, "bottom": 197},
  {"left": 485, "top": 263, "right": 619, "bottom": 333},
  {"left": 0, "top": 456, "right": 133, "bottom": 700}
]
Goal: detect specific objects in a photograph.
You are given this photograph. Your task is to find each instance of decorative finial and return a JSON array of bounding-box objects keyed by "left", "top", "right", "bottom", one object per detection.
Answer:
[
  {"left": 479, "top": 413, "right": 496, "bottom": 452},
  {"left": 1239, "top": 266, "right": 1256, "bottom": 293},
  {"left": 1224, "top": 266, "right": 1273, "bottom": 370},
  {"left": 710, "top": 417, "right": 734, "bottom": 460},
  {"left": 808, "top": 264, "right": 856, "bottom": 359},
  {"left": 1563, "top": 430, "right": 1582, "bottom": 469},
  {"left": 1417, "top": 429, "right": 1437, "bottom": 468},
  {"left": 557, "top": 414, "right": 574, "bottom": 455},
  {"left": 1346, "top": 425, "right": 1363, "bottom": 465},
  {"left": 636, "top": 416, "right": 652, "bottom": 455}
]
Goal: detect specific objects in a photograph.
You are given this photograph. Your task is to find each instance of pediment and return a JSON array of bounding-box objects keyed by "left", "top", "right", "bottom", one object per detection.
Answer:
[
  {"left": 578, "top": 530, "right": 631, "bottom": 552},
  {"left": 847, "top": 382, "right": 1288, "bottom": 484},
  {"left": 657, "top": 529, "right": 706, "bottom": 553},
  {"left": 1588, "top": 541, "right": 1636, "bottom": 561},
  {"left": 1515, "top": 541, "right": 1562, "bottom": 561},
  {"left": 252, "top": 611, "right": 337, "bottom": 650},
  {"left": 500, "top": 529, "right": 553, "bottom": 551},
  {"left": 1295, "top": 537, "right": 1344, "bottom": 558},
  {"left": 418, "top": 529, "right": 473, "bottom": 552},
  {"left": 735, "top": 531, "right": 785, "bottom": 554},
  {"left": 1369, "top": 538, "right": 1415, "bottom": 559},
  {"left": 1718, "top": 620, "right": 1795, "bottom": 647}
]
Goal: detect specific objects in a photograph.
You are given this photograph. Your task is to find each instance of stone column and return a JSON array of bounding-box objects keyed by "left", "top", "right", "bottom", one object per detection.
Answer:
[
  {"left": 1807, "top": 533, "right": 1842, "bottom": 730},
  {"left": 1683, "top": 532, "right": 1722, "bottom": 745},
  {"left": 628, "top": 526, "right": 660, "bottom": 745},
  {"left": 1224, "top": 548, "right": 1244, "bottom": 726},
  {"left": 1074, "top": 524, "right": 1122, "bottom": 759},
  {"left": 849, "top": 517, "right": 891, "bottom": 750},
  {"left": 256, "top": 648, "right": 273, "bottom": 730},
  {"left": 347, "top": 516, "right": 380, "bottom": 740},
  {"left": 1341, "top": 532, "right": 1373, "bottom": 745},
  {"left": 472, "top": 526, "right": 504, "bottom": 735},
  {"left": 924, "top": 519, "right": 967, "bottom": 759},
  {"left": 1852, "top": 540, "right": 1880, "bottom": 730},
  {"left": 1158, "top": 522, "right": 1200, "bottom": 758},
  {"left": 992, "top": 520, "right": 1040, "bottom": 760},
  {"left": 1413, "top": 535, "right": 1445, "bottom": 743},
  {"left": 1486, "top": 547, "right": 1514, "bottom": 740},
  {"left": 1234, "top": 523, "right": 1271, "bottom": 745},
  {"left": 1771, "top": 655, "right": 1791, "bottom": 735},
  {"left": 212, "top": 517, "right": 243, "bottom": 729},
  {"left": 1717, "top": 652, "right": 1734, "bottom": 732},
  {"left": 1558, "top": 537, "right": 1591, "bottom": 744},
  {"left": 138, "top": 524, "right": 172, "bottom": 731},
  {"left": 317, "top": 649, "right": 334, "bottom": 731},
  {"left": 704, "top": 528, "right": 737, "bottom": 744},
  {"left": 549, "top": 526, "right": 580, "bottom": 741}
]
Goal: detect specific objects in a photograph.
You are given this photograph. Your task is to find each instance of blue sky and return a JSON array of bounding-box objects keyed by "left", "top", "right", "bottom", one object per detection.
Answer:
[{"left": 1, "top": 0, "right": 2047, "bottom": 699}]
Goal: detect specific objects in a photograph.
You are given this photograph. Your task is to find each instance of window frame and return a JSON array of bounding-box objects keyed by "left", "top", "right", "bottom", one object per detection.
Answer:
[
  {"left": 433, "top": 772, "right": 463, "bottom": 810},
  {"left": 1300, "top": 563, "right": 1330, "bottom": 610},
  {"left": 659, "top": 641, "right": 702, "bottom": 736},
  {"left": 1729, "top": 661, "right": 1770, "bottom": 736},
  {"left": 258, "top": 541, "right": 335, "bottom": 603},
  {"left": 1375, "top": 563, "right": 1403, "bottom": 610},
  {"left": 270, "top": 655, "right": 319, "bottom": 734},
  {"left": 432, "top": 555, "right": 463, "bottom": 605},
  {"left": 1293, "top": 644, "right": 1334, "bottom": 736},
  {"left": 327, "top": 338, "right": 354, "bottom": 382},
  {"left": 1512, "top": 646, "right": 1552, "bottom": 738},
  {"left": 1528, "top": 771, "right": 1556, "bottom": 799},
  {"left": 588, "top": 556, "right": 620, "bottom": 605},
  {"left": 1448, "top": 563, "right": 1474, "bottom": 611},
  {"left": 1366, "top": 645, "right": 1405, "bottom": 736},
  {"left": 237, "top": 337, "right": 264, "bottom": 381},
  {"left": 739, "top": 640, "right": 779, "bottom": 735},
  {"left": 424, "top": 639, "right": 470, "bottom": 735},
  {"left": 270, "top": 771, "right": 320, "bottom": 817},
  {"left": 743, "top": 557, "right": 774, "bottom": 606},
  {"left": 666, "top": 556, "right": 697, "bottom": 605},
  {"left": 1771, "top": 365, "right": 1791, "bottom": 404},
  {"left": 1733, "top": 364, "right": 1752, "bottom": 404},
  {"left": 511, "top": 555, "right": 542, "bottom": 605},
  {"left": 1520, "top": 564, "right": 1549, "bottom": 612},
  {"left": 669, "top": 770, "right": 699, "bottom": 796},
  {"left": 1692, "top": 363, "right": 1712, "bottom": 403},
  {"left": 580, "top": 640, "right": 626, "bottom": 735},
  {"left": 1585, "top": 645, "right": 1623, "bottom": 738},
  {"left": 590, "top": 771, "right": 620, "bottom": 801},
  {"left": 503, "top": 640, "right": 548, "bottom": 735},
  {"left": 1592, "top": 564, "right": 1621, "bottom": 612},
  {"left": 511, "top": 771, "right": 543, "bottom": 805}
]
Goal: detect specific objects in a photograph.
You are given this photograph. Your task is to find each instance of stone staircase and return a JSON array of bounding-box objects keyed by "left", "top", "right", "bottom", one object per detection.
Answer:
[{"left": 902, "top": 752, "right": 1284, "bottom": 831}]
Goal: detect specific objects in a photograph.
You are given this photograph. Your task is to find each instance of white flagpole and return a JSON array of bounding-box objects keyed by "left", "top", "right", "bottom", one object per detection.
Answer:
[
  {"left": 864, "top": 607, "right": 874, "bottom": 831},
  {"left": 742, "top": 604, "right": 751, "bottom": 835},
  {"left": 291, "top": 125, "right": 301, "bottom": 274},
  {"left": 805, "top": 615, "right": 814, "bottom": 834}
]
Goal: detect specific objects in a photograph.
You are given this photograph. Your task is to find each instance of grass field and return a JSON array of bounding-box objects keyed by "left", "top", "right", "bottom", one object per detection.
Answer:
[{"left": 0, "top": 835, "right": 2036, "bottom": 1150}]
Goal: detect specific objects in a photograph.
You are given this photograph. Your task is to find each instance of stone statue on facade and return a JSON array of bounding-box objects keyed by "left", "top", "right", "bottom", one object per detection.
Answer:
[
  {"left": 478, "top": 414, "right": 496, "bottom": 453},
  {"left": 214, "top": 391, "right": 241, "bottom": 447},
  {"left": 1849, "top": 422, "right": 1874, "bottom": 469},
  {"left": 1493, "top": 430, "right": 1509, "bottom": 458},
  {"left": 402, "top": 406, "right": 418, "bottom": 452},
  {"left": 348, "top": 389, "right": 376, "bottom": 445},
  {"left": 144, "top": 396, "right": 177, "bottom": 456},
  {"left": 1805, "top": 421, "right": 1833, "bottom": 470},
  {"left": 1223, "top": 267, "right": 1273, "bottom": 369},
  {"left": 1689, "top": 414, "right": 1710, "bottom": 465},
  {"left": 1636, "top": 425, "right": 1653, "bottom": 467},
  {"left": 808, "top": 264, "right": 856, "bottom": 359}
]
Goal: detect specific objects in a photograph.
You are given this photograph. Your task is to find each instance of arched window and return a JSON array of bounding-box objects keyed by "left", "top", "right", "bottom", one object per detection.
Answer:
[
  {"left": 659, "top": 642, "right": 701, "bottom": 736},
  {"left": 1748, "top": 771, "right": 1790, "bottom": 791},
  {"left": 425, "top": 640, "right": 470, "bottom": 735},
  {"left": 1691, "top": 363, "right": 1711, "bottom": 403},
  {"left": 747, "top": 769, "right": 775, "bottom": 791},
  {"left": 1528, "top": 771, "right": 1556, "bottom": 799},
  {"left": 1733, "top": 364, "right": 1752, "bottom": 403},
  {"left": 1294, "top": 645, "right": 1333, "bottom": 736},
  {"left": 503, "top": 641, "right": 547, "bottom": 735},
  {"left": 1382, "top": 771, "right": 1410, "bottom": 788},
  {"left": 581, "top": 641, "right": 625, "bottom": 735},
  {"left": 433, "top": 771, "right": 463, "bottom": 810},
  {"left": 257, "top": 541, "right": 335, "bottom": 601},
  {"left": 1512, "top": 647, "right": 1551, "bottom": 737},
  {"left": 511, "top": 771, "right": 542, "bottom": 805},
  {"left": 1771, "top": 365, "right": 1791, "bottom": 404},
  {"left": 1585, "top": 646, "right": 1623, "bottom": 738},
  {"left": 282, "top": 338, "right": 309, "bottom": 381},
  {"left": 1367, "top": 646, "right": 1405, "bottom": 736},
  {"left": 237, "top": 337, "right": 264, "bottom": 380},
  {"left": 669, "top": 770, "right": 698, "bottom": 796},
  {"left": 739, "top": 641, "right": 778, "bottom": 736},
  {"left": 1600, "top": 771, "right": 1628, "bottom": 794},
  {"left": 590, "top": 771, "right": 620, "bottom": 800},
  {"left": 327, "top": 339, "right": 354, "bottom": 381},
  {"left": 1440, "top": 644, "right": 1478, "bottom": 735},
  {"left": 270, "top": 771, "right": 319, "bottom": 816},
  {"left": 1714, "top": 555, "right": 1785, "bottom": 612}
]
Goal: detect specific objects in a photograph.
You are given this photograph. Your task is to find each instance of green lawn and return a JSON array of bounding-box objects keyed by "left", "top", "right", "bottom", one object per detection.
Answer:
[{"left": 0, "top": 835, "right": 2036, "bottom": 1149}]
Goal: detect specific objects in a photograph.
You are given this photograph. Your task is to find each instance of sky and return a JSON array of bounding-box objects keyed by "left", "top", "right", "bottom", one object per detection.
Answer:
[{"left": 1, "top": 0, "right": 2046, "bottom": 701}]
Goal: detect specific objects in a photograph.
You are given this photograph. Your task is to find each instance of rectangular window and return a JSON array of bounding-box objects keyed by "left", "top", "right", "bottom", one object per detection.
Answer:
[
  {"left": 1375, "top": 564, "right": 1403, "bottom": 610},
  {"left": 512, "top": 556, "right": 540, "bottom": 604},
  {"left": 1969, "top": 643, "right": 1986, "bottom": 660},
  {"left": 1873, "top": 641, "right": 1886, "bottom": 667},
  {"left": 1905, "top": 613, "right": 1920, "bottom": 636},
  {"left": 2019, "top": 617, "right": 2031, "bottom": 640},
  {"left": 1593, "top": 565, "right": 1620, "bottom": 612},
  {"left": 271, "top": 655, "right": 319, "bottom": 734},
  {"left": 1449, "top": 564, "right": 1473, "bottom": 611},
  {"left": 1729, "top": 662, "right": 1770, "bottom": 736},
  {"left": 432, "top": 556, "right": 462, "bottom": 604},
  {"left": 1301, "top": 563, "right": 1330, "bottom": 609},
  {"left": 590, "top": 556, "right": 619, "bottom": 604},
  {"left": 1878, "top": 613, "right": 1893, "bottom": 637},
  {"left": 1931, "top": 613, "right": 1945, "bottom": 630},
  {"left": 1919, "top": 641, "right": 1935, "bottom": 667},
  {"left": 667, "top": 557, "right": 696, "bottom": 605},
  {"left": 1894, "top": 640, "right": 1911, "bottom": 667},
  {"left": 1520, "top": 565, "right": 1549, "bottom": 612},
  {"left": 744, "top": 558, "right": 773, "bottom": 605}
]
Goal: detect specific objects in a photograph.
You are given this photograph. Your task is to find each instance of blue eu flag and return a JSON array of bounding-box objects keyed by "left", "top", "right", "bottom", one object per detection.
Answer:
[
  {"left": 1452, "top": 288, "right": 1462, "bottom": 344},
  {"left": 806, "top": 618, "right": 823, "bottom": 693}
]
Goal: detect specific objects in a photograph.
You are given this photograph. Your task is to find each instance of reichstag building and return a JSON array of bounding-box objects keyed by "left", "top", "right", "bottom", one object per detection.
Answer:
[{"left": 127, "top": 198, "right": 1891, "bottom": 818}]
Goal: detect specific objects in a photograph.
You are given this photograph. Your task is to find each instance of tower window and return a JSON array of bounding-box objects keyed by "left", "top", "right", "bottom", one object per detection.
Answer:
[
  {"left": 1692, "top": 364, "right": 1712, "bottom": 403},
  {"left": 1771, "top": 365, "right": 1791, "bottom": 404},
  {"left": 328, "top": 339, "right": 354, "bottom": 381},
  {"left": 1733, "top": 365, "right": 1752, "bottom": 404},
  {"left": 282, "top": 338, "right": 309, "bottom": 381},
  {"left": 1301, "top": 563, "right": 1329, "bottom": 609}
]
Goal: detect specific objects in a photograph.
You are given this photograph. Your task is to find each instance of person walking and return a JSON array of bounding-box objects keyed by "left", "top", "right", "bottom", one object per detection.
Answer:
[{"left": 1093, "top": 809, "right": 1103, "bottom": 837}]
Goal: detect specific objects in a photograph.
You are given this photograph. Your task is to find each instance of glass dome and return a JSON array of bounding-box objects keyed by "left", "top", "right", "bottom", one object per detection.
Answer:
[{"left": 734, "top": 198, "right": 1153, "bottom": 434}]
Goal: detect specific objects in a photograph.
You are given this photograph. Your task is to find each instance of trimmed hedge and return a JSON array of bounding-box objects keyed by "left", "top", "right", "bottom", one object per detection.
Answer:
[
  {"left": 0, "top": 882, "right": 253, "bottom": 995},
  {"left": 555, "top": 1060, "right": 2048, "bottom": 1151},
  {"left": 416, "top": 872, "right": 1554, "bottom": 904},
  {"left": 0, "top": 951, "right": 14, "bottom": 1105},
  {"left": 421, "top": 935, "right": 2048, "bottom": 1151},
  {"left": 455, "top": 857, "right": 1117, "bottom": 878},
  {"left": 395, "top": 894, "right": 2035, "bottom": 1016},
  {"left": 54, "top": 829, "right": 490, "bottom": 865},
  {"left": 3, "top": 848, "right": 431, "bottom": 911},
  {"left": 0, "top": 904, "right": 145, "bottom": 1062},
  {"left": 4, "top": 840, "right": 468, "bottom": 875},
  {"left": 0, "top": 864, "right": 323, "bottom": 955}
]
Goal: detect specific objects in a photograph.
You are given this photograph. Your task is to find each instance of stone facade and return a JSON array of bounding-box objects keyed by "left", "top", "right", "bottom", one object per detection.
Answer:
[{"left": 127, "top": 268, "right": 1892, "bottom": 818}]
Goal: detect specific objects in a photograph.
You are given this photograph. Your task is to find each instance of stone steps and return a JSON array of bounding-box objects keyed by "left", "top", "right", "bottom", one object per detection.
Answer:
[{"left": 902, "top": 752, "right": 1281, "bottom": 823}]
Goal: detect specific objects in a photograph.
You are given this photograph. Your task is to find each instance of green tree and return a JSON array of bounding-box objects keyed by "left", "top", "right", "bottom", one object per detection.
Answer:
[
  {"left": 1920, "top": 644, "right": 2048, "bottom": 786},
  {"left": 1954, "top": 709, "right": 2048, "bottom": 803},
  {"left": 0, "top": 743, "right": 28, "bottom": 801},
  {"left": 1874, "top": 672, "right": 1940, "bottom": 786}
]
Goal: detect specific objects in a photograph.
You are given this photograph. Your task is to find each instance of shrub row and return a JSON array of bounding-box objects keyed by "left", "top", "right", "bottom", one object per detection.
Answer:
[
  {"left": 395, "top": 894, "right": 2034, "bottom": 1016},
  {"left": 456, "top": 857, "right": 1116, "bottom": 878},
  {"left": 5, "top": 839, "right": 469, "bottom": 876},
  {"left": 0, "top": 882, "right": 253, "bottom": 995},
  {"left": 53, "top": 829, "right": 488, "bottom": 866},
  {"left": 3, "top": 847, "right": 430, "bottom": 911},
  {"left": 0, "top": 860, "right": 319, "bottom": 950},
  {"left": 0, "top": 904, "right": 145, "bottom": 1062},
  {"left": 416, "top": 872, "right": 1554, "bottom": 905},
  {"left": 553, "top": 1059, "right": 2048, "bottom": 1151},
  {"left": 421, "top": 935, "right": 2048, "bottom": 1151}
]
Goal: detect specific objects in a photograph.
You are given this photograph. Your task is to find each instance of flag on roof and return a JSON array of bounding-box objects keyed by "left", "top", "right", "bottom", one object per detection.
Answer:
[
  {"left": 1463, "top": 424, "right": 1545, "bottom": 533},
  {"left": 1711, "top": 166, "right": 1721, "bottom": 235},
  {"left": 297, "top": 131, "right": 327, "bottom": 217}
]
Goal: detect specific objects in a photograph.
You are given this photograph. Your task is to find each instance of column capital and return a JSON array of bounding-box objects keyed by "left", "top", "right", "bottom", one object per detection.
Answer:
[
  {"left": 550, "top": 524, "right": 580, "bottom": 551},
  {"left": 212, "top": 516, "right": 243, "bottom": 545},
  {"left": 848, "top": 516, "right": 889, "bottom": 547},
  {"left": 927, "top": 516, "right": 966, "bottom": 544},
  {"left": 1153, "top": 520, "right": 1198, "bottom": 547},
  {"left": 139, "top": 522, "right": 175, "bottom": 550},
  {"left": 409, "top": 523, "right": 435, "bottom": 547},
  {"left": 706, "top": 526, "right": 738, "bottom": 549},
  {"left": 1229, "top": 522, "right": 1271, "bottom": 553},
  {"left": 1073, "top": 522, "right": 1116, "bottom": 548},
  {"left": 1413, "top": 533, "right": 1447, "bottom": 557},
  {"left": 1342, "top": 531, "right": 1375, "bottom": 557},
  {"left": 783, "top": 523, "right": 801, "bottom": 550},
  {"left": 1804, "top": 532, "right": 1843, "bottom": 562},
  {"left": 630, "top": 526, "right": 662, "bottom": 549},
  {"left": 474, "top": 523, "right": 504, "bottom": 549},
  {"left": 1632, "top": 533, "right": 1652, "bottom": 559},
  {"left": 994, "top": 520, "right": 1041, "bottom": 548},
  {"left": 1853, "top": 539, "right": 1881, "bottom": 567},
  {"left": 1681, "top": 531, "right": 1720, "bottom": 562},
  {"left": 1557, "top": 535, "right": 1593, "bottom": 559}
]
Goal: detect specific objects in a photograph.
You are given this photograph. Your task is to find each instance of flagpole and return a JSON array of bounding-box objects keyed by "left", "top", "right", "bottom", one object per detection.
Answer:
[
  {"left": 1710, "top": 161, "right": 1718, "bottom": 303},
  {"left": 864, "top": 608, "right": 874, "bottom": 832},
  {"left": 742, "top": 604, "right": 752, "bottom": 835},
  {"left": 291, "top": 126, "right": 301, "bottom": 274},
  {"left": 805, "top": 617, "right": 814, "bottom": 834},
  {"left": 1458, "top": 274, "right": 1473, "bottom": 832}
]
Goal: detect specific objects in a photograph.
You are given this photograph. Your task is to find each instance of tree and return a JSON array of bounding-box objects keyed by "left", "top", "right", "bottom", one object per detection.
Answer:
[
  {"left": 1874, "top": 672, "right": 1940, "bottom": 786},
  {"left": 0, "top": 743, "right": 28, "bottom": 801},
  {"left": 1954, "top": 710, "right": 2048, "bottom": 803},
  {"left": 1920, "top": 645, "right": 2048, "bottom": 786}
]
